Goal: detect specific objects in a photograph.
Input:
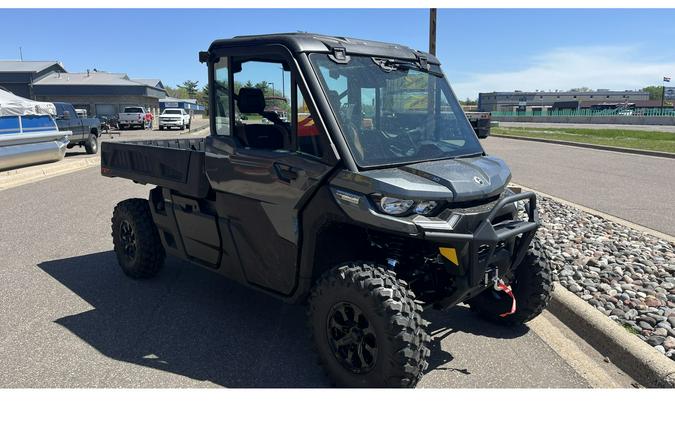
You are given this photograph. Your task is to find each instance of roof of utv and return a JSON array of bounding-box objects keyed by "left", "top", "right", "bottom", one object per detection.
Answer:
[{"left": 208, "top": 33, "right": 440, "bottom": 65}]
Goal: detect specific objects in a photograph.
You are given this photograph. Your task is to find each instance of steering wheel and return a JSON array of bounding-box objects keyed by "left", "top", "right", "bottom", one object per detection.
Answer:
[{"left": 387, "top": 127, "right": 419, "bottom": 156}]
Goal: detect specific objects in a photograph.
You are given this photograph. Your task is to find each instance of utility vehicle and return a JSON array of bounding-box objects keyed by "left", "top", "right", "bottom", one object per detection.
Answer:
[{"left": 101, "top": 33, "right": 552, "bottom": 388}]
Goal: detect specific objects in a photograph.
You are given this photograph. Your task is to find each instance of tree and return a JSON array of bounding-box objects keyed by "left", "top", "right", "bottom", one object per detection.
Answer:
[
  {"left": 642, "top": 86, "right": 663, "bottom": 101},
  {"left": 178, "top": 80, "right": 199, "bottom": 98},
  {"left": 569, "top": 87, "right": 593, "bottom": 92}
]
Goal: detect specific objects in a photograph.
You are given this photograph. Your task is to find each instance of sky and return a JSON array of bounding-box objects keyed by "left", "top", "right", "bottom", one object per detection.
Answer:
[{"left": 1, "top": 8, "right": 674, "bottom": 100}]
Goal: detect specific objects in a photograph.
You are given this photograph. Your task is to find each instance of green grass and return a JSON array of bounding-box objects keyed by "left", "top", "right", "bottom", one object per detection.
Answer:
[
  {"left": 622, "top": 323, "right": 639, "bottom": 336},
  {"left": 491, "top": 126, "right": 675, "bottom": 153}
]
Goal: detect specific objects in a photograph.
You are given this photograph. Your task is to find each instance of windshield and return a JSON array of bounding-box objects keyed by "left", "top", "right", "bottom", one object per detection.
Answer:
[
  {"left": 163, "top": 110, "right": 181, "bottom": 115},
  {"left": 310, "top": 54, "right": 483, "bottom": 167},
  {"left": 124, "top": 107, "right": 143, "bottom": 113}
]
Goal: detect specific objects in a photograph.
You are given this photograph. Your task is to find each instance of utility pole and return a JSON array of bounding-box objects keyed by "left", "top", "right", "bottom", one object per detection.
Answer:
[
  {"left": 19, "top": 47, "right": 23, "bottom": 61},
  {"left": 428, "top": 8, "right": 437, "bottom": 55}
]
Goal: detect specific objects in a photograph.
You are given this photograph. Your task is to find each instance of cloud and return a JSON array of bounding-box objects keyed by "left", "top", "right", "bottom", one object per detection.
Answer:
[{"left": 451, "top": 45, "right": 675, "bottom": 100}]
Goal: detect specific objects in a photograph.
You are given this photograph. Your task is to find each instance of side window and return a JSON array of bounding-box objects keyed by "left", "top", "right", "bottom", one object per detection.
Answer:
[
  {"left": 55, "top": 103, "right": 64, "bottom": 117},
  {"left": 66, "top": 104, "right": 77, "bottom": 119},
  {"left": 214, "top": 57, "right": 231, "bottom": 136},
  {"left": 232, "top": 60, "right": 291, "bottom": 151},
  {"left": 296, "top": 86, "right": 323, "bottom": 158}
]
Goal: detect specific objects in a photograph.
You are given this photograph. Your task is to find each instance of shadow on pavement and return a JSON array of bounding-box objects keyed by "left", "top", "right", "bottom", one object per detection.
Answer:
[
  {"left": 39, "top": 251, "right": 529, "bottom": 388},
  {"left": 423, "top": 307, "right": 530, "bottom": 375}
]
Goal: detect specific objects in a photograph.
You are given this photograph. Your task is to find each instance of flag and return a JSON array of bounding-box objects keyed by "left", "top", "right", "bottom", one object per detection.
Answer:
[{"left": 665, "top": 76, "right": 672, "bottom": 82}]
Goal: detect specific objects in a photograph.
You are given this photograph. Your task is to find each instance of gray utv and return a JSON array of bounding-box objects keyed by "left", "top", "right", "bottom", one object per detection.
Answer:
[{"left": 101, "top": 33, "right": 552, "bottom": 388}]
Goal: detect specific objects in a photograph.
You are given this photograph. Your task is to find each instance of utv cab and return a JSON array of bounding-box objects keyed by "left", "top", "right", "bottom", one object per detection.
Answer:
[{"left": 101, "top": 33, "right": 552, "bottom": 388}]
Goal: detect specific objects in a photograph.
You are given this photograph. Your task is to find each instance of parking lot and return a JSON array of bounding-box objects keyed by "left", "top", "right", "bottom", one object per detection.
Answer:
[
  {"left": 0, "top": 123, "right": 640, "bottom": 389},
  {"left": 0, "top": 166, "right": 632, "bottom": 388}
]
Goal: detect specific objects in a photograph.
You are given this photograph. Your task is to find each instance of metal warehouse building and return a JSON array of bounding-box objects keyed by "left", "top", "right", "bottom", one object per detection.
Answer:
[
  {"left": 0, "top": 60, "right": 166, "bottom": 117},
  {"left": 478, "top": 90, "right": 650, "bottom": 112},
  {"left": 159, "top": 97, "right": 205, "bottom": 114}
]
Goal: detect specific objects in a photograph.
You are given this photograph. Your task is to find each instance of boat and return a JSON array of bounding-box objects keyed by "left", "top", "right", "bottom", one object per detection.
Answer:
[{"left": 0, "top": 88, "right": 72, "bottom": 171}]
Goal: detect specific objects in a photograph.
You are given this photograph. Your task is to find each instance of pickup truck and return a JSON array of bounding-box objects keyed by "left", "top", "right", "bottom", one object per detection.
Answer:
[
  {"left": 100, "top": 33, "right": 550, "bottom": 388},
  {"left": 53, "top": 102, "right": 101, "bottom": 154},
  {"left": 158, "top": 108, "right": 191, "bottom": 130},
  {"left": 118, "top": 106, "right": 146, "bottom": 130},
  {"left": 465, "top": 111, "right": 491, "bottom": 138}
]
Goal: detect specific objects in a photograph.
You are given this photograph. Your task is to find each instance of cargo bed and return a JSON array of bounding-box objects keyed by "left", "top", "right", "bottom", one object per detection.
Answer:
[{"left": 100, "top": 138, "right": 209, "bottom": 198}]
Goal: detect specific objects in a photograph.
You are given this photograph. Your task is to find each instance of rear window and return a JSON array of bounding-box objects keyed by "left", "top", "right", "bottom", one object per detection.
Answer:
[
  {"left": 163, "top": 110, "right": 181, "bottom": 115},
  {"left": 124, "top": 107, "right": 144, "bottom": 113}
]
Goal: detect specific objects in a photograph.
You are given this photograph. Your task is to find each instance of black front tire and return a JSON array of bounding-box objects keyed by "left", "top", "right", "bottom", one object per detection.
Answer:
[
  {"left": 308, "top": 263, "right": 430, "bottom": 388},
  {"left": 468, "top": 238, "right": 553, "bottom": 325},
  {"left": 111, "top": 198, "right": 165, "bottom": 279},
  {"left": 84, "top": 133, "right": 98, "bottom": 154}
]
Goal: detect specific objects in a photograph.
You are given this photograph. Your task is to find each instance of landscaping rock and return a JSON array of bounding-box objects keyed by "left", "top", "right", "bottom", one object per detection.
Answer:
[{"left": 533, "top": 195, "right": 675, "bottom": 358}]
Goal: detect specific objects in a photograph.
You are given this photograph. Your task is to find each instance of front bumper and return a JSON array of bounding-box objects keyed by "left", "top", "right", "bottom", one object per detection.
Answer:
[{"left": 416, "top": 192, "right": 539, "bottom": 308}]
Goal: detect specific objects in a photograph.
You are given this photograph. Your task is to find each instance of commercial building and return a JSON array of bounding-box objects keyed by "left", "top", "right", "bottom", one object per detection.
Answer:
[
  {"left": 0, "top": 60, "right": 166, "bottom": 117},
  {"left": 478, "top": 90, "right": 650, "bottom": 112},
  {"left": 159, "top": 97, "right": 206, "bottom": 114},
  {"left": 0, "top": 60, "right": 67, "bottom": 98},
  {"left": 32, "top": 71, "right": 166, "bottom": 117}
]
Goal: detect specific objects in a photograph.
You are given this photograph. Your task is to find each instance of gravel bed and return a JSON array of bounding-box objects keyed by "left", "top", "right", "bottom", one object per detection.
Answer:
[{"left": 533, "top": 196, "right": 675, "bottom": 360}]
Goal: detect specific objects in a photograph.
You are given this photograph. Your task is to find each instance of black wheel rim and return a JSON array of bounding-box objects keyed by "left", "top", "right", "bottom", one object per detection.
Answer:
[
  {"left": 119, "top": 220, "right": 137, "bottom": 260},
  {"left": 326, "top": 302, "right": 378, "bottom": 374}
]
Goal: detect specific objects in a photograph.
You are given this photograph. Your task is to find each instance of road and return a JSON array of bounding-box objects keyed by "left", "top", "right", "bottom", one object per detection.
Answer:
[
  {"left": 0, "top": 166, "right": 631, "bottom": 388},
  {"left": 482, "top": 136, "right": 675, "bottom": 236},
  {"left": 496, "top": 121, "right": 675, "bottom": 133}
]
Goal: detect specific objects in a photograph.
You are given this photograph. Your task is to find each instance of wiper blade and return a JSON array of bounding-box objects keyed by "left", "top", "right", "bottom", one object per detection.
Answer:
[{"left": 372, "top": 58, "right": 443, "bottom": 78}]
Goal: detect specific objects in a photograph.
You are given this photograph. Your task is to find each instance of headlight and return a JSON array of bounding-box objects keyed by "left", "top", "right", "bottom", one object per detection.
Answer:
[
  {"left": 414, "top": 200, "right": 438, "bottom": 215},
  {"left": 379, "top": 197, "right": 414, "bottom": 215}
]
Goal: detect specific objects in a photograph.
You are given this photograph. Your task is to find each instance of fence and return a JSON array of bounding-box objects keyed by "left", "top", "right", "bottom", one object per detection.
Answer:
[{"left": 491, "top": 108, "right": 675, "bottom": 118}]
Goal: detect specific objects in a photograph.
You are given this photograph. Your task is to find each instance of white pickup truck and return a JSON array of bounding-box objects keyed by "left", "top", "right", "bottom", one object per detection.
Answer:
[
  {"left": 158, "top": 108, "right": 191, "bottom": 130},
  {"left": 118, "top": 106, "right": 146, "bottom": 130}
]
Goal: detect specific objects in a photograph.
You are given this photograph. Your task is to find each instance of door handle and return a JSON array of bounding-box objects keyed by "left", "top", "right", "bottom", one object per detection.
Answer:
[{"left": 274, "top": 163, "right": 299, "bottom": 182}]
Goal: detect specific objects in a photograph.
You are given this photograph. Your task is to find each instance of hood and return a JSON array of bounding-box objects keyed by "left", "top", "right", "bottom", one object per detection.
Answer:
[{"left": 334, "top": 155, "right": 511, "bottom": 202}]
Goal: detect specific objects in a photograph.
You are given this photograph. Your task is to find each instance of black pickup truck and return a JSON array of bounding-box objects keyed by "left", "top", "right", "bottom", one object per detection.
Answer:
[
  {"left": 54, "top": 102, "right": 101, "bottom": 154},
  {"left": 100, "top": 33, "right": 551, "bottom": 388}
]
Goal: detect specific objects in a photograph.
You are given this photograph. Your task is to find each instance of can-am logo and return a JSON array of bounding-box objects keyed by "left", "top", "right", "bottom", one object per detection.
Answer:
[{"left": 473, "top": 176, "right": 486, "bottom": 185}]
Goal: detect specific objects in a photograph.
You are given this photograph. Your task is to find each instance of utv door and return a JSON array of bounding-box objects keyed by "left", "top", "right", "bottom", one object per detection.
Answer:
[{"left": 204, "top": 50, "right": 337, "bottom": 296}]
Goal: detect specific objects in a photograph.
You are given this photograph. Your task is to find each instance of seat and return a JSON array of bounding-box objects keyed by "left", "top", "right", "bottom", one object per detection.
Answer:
[{"left": 236, "top": 88, "right": 290, "bottom": 150}]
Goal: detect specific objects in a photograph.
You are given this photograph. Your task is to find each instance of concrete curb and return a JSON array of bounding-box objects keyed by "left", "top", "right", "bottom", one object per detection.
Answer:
[
  {"left": 494, "top": 134, "right": 675, "bottom": 159},
  {"left": 549, "top": 284, "right": 675, "bottom": 388},
  {"left": 0, "top": 156, "right": 100, "bottom": 191}
]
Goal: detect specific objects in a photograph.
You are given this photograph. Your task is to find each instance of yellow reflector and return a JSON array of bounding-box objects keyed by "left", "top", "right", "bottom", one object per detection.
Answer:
[{"left": 439, "top": 247, "right": 459, "bottom": 265}]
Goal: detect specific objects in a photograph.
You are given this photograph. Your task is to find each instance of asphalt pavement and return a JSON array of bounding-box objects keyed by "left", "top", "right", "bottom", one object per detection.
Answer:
[
  {"left": 0, "top": 167, "right": 618, "bottom": 388},
  {"left": 481, "top": 136, "right": 675, "bottom": 236}
]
